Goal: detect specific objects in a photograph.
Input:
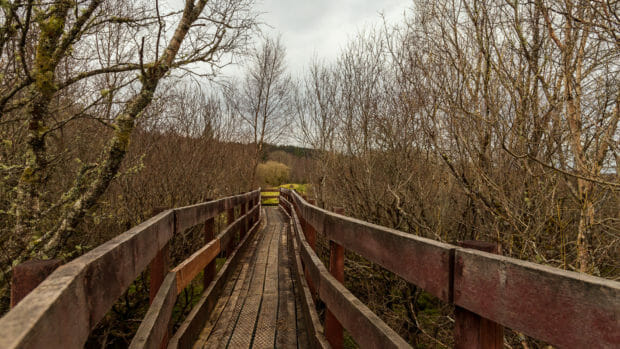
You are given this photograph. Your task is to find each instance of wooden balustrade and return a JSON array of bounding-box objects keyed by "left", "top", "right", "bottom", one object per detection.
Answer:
[
  {"left": 0, "top": 190, "right": 262, "bottom": 349},
  {"left": 2, "top": 185, "right": 618, "bottom": 349},
  {"left": 279, "top": 188, "right": 620, "bottom": 349}
]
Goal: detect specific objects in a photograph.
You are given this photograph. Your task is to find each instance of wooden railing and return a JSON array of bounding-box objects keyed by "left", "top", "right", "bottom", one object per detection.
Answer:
[
  {"left": 0, "top": 190, "right": 261, "bottom": 349},
  {"left": 279, "top": 188, "right": 620, "bottom": 349},
  {"left": 260, "top": 187, "right": 280, "bottom": 205}
]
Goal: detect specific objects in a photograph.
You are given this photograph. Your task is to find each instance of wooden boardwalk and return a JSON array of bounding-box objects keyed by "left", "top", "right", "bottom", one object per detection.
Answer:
[
  {"left": 192, "top": 207, "right": 309, "bottom": 348},
  {"left": 2, "top": 189, "right": 618, "bottom": 349}
]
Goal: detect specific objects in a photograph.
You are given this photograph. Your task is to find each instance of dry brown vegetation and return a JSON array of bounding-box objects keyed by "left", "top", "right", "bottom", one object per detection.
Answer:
[
  {"left": 0, "top": 0, "right": 618, "bottom": 347},
  {"left": 295, "top": 0, "right": 618, "bottom": 347}
]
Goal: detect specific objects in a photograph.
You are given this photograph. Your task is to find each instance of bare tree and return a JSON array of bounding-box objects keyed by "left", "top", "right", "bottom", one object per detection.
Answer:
[
  {"left": 0, "top": 0, "right": 256, "bottom": 299},
  {"left": 294, "top": 58, "right": 340, "bottom": 205},
  {"left": 227, "top": 35, "right": 292, "bottom": 189}
]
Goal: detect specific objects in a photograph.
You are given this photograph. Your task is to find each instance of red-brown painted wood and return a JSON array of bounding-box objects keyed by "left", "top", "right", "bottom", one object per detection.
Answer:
[
  {"left": 150, "top": 245, "right": 169, "bottom": 305},
  {"left": 226, "top": 207, "right": 235, "bottom": 256},
  {"left": 172, "top": 239, "right": 220, "bottom": 294},
  {"left": 10, "top": 259, "right": 62, "bottom": 308},
  {"left": 288, "top": 190, "right": 453, "bottom": 302},
  {"left": 325, "top": 207, "right": 345, "bottom": 349},
  {"left": 240, "top": 202, "right": 247, "bottom": 238},
  {"left": 130, "top": 271, "right": 178, "bottom": 349},
  {"left": 306, "top": 199, "right": 317, "bottom": 252},
  {"left": 454, "top": 241, "right": 503, "bottom": 349},
  {"left": 203, "top": 217, "right": 216, "bottom": 289},
  {"left": 454, "top": 247, "right": 620, "bottom": 348},
  {"left": 149, "top": 207, "right": 170, "bottom": 306},
  {"left": 287, "top": 199, "right": 410, "bottom": 348}
]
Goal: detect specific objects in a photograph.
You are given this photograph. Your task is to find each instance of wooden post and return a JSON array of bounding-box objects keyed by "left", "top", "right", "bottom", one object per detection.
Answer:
[
  {"left": 203, "top": 217, "right": 216, "bottom": 289},
  {"left": 325, "top": 207, "right": 345, "bottom": 349},
  {"left": 240, "top": 201, "right": 247, "bottom": 238},
  {"left": 455, "top": 240, "right": 504, "bottom": 349},
  {"left": 226, "top": 206, "right": 235, "bottom": 256},
  {"left": 306, "top": 199, "right": 317, "bottom": 251},
  {"left": 11, "top": 259, "right": 62, "bottom": 308},
  {"left": 150, "top": 206, "right": 169, "bottom": 304},
  {"left": 301, "top": 198, "right": 318, "bottom": 298}
]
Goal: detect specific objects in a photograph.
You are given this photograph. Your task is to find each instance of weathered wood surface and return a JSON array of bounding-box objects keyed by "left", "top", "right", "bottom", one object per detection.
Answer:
[
  {"left": 203, "top": 217, "right": 216, "bottom": 289},
  {"left": 282, "top": 188, "right": 620, "bottom": 348},
  {"left": 219, "top": 204, "right": 259, "bottom": 252},
  {"left": 175, "top": 191, "right": 259, "bottom": 233},
  {"left": 191, "top": 207, "right": 307, "bottom": 348},
  {"left": 173, "top": 239, "right": 221, "bottom": 294},
  {"left": 281, "top": 197, "right": 329, "bottom": 349},
  {"left": 286, "top": 199, "right": 412, "bottom": 349},
  {"left": 130, "top": 271, "right": 178, "bottom": 349},
  {"left": 286, "top": 189, "right": 454, "bottom": 302},
  {"left": 10, "top": 259, "right": 62, "bottom": 308},
  {"left": 454, "top": 248, "right": 620, "bottom": 348},
  {"left": 169, "top": 217, "right": 262, "bottom": 349},
  {"left": 454, "top": 241, "right": 503, "bottom": 349},
  {"left": 0, "top": 190, "right": 260, "bottom": 349},
  {"left": 0, "top": 210, "right": 175, "bottom": 349}
]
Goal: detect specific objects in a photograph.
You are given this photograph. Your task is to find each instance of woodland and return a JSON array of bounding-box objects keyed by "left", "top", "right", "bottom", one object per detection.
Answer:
[{"left": 0, "top": 0, "right": 618, "bottom": 347}]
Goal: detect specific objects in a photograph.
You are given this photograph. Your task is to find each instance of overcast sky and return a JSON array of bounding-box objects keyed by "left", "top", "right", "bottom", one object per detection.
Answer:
[{"left": 229, "top": 0, "right": 412, "bottom": 77}]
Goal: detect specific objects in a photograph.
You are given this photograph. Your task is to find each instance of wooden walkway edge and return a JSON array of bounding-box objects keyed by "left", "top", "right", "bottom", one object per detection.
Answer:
[{"left": 189, "top": 207, "right": 311, "bottom": 349}]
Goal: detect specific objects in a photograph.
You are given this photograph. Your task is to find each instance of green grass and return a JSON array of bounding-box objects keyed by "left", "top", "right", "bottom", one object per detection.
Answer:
[
  {"left": 279, "top": 183, "right": 309, "bottom": 194},
  {"left": 261, "top": 183, "right": 310, "bottom": 205},
  {"left": 261, "top": 190, "right": 279, "bottom": 205}
]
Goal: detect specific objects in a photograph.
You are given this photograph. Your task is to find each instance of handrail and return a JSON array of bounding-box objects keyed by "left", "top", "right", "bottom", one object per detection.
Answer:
[
  {"left": 280, "top": 188, "right": 620, "bottom": 348},
  {"left": 132, "top": 204, "right": 261, "bottom": 349},
  {"left": 0, "top": 189, "right": 261, "bottom": 349},
  {"left": 280, "top": 195, "right": 410, "bottom": 348}
]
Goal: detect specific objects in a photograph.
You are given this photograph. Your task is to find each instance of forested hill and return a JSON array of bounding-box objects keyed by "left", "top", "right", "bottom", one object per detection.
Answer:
[{"left": 264, "top": 144, "right": 315, "bottom": 158}]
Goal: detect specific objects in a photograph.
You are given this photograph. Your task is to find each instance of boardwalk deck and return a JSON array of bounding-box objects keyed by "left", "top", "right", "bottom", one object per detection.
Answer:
[{"left": 192, "top": 207, "right": 308, "bottom": 349}]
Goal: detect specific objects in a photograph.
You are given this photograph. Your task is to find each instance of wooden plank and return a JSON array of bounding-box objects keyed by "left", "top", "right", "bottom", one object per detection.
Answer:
[
  {"left": 203, "top": 218, "right": 216, "bottom": 289},
  {"left": 286, "top": 209, "right": 330, "bottom": 349},
  {"left": 295, "top": 220, "right": 323, "bottom": 296},
  {"left": 319, "top": 271, "right": 412, "bottom": 349},
  {"left": 208, "top": 231, "right": 264, "bottom": 348},
  {"left": 172, "top": 239, "right": 221, "bottom": 294},
  {"left": 454, "top": 241, "right": 503, "bottom": 349},
  {"left": 217, "top": 204, "right": 259, "bottom": 251},
  {"left": 193, "top": 256, "right": 250, "bottom": 348},
  {"left": 289, "top": 190, "right": 454, "bottom": 302},
  {"left": 150, "top": 243, "right": 169, "bottom": 304},
  {"left": 130, "top": 272, "right": 178, "bottom": 349},
  {"left": 276, "top": 216, "right": 298, "bottom": 348},
  {"left": 226, "top": 220, "right": 276, "bottom": 348},
  {"left": 291, "top": 209, "right": 411, "bottom": 348},
  {"left": 453, "top": 248, "right": 620, "bottom": 348},
  {"left": 169, "top": 218, "right": 262, "bottom": 349},
  {"left": 253, "top": 220, "right": 281, "bottom": 348},
  {"left": 10, "top": 259, "right": 62, "bottom": 308},
  {"left": 0, "top": 210, "right": 175, "bottom": 349},
  {"left": 175, "top": 201, "right": 223, "bottom": 233},
  {"left": 174, "top": 190, "right": 259, "bottom": 232}
]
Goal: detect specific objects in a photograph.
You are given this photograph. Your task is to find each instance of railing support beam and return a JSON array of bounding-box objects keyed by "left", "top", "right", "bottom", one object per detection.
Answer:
[
  {"left": 455, "top": 241, "right": 504, "bottom": 349},
  {"left": 203, "top": 217, "right": 216, "bottom": 289},
  {"left": 226, "top": 207, "right": 235, "bottom": 256},
  {"left": 303, "top": 199, "right": 318, "bottom": 298},
  {"left": 325, "top": 207, "right": 345, "bottom": 349},
  {"left": 11, "top": 259, "right": 61, "bottom": 308},
  {"left": 240, "top": 201, "right": 247, "bottom": 238}
]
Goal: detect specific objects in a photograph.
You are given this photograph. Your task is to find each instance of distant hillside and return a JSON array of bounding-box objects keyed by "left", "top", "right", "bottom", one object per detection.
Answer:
[{"left": 264, "top": 144, "right": 315, "bottom": 158}]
